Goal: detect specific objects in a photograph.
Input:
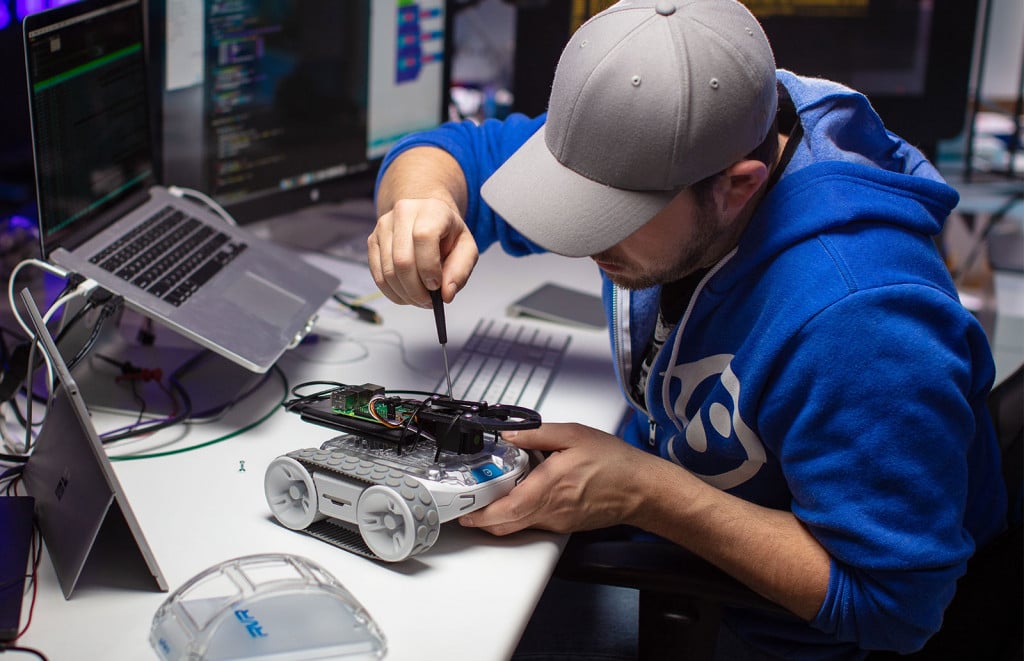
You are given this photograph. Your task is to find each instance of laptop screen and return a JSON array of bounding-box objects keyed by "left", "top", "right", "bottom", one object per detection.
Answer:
[{"left": 25, "top": 0, "right": 156, "bottom": 255}]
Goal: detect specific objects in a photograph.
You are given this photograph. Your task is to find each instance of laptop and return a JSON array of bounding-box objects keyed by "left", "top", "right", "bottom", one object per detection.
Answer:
[
  {"left": 23, "top": 0, "right": 339, "bottom": 373},
  {"left": 19, "top": 288, "right": 168, "bottom": 599}
]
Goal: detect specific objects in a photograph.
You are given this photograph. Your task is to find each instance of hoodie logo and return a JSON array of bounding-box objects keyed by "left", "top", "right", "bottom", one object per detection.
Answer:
[{"left": 665, "top": 354, "right": 765, "bottom": 489}]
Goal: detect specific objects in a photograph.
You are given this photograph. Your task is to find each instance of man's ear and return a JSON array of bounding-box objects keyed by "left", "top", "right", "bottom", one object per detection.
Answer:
[{"left": 716, "top": 159, "right": 769, "bottom": 218}]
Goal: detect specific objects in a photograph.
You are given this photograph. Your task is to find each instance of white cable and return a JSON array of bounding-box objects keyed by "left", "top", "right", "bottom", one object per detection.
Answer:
[
  {"left": 7, "top": 258, "right": 69, "bottom": 337},
  {"left": 36, "top": 288, "right": 84, "bottom": 395},
  {"left": 43, "top": 280, "right": 98, "bottom": 325},
  {"left": 167, "top": 185, "right": 238, "bottom": 226},
  {"left": 17, "top": 279, "right": 99, "bottom": 402},
  {"left": 25, "top": 341, "right": 54, "bottom": 431}
]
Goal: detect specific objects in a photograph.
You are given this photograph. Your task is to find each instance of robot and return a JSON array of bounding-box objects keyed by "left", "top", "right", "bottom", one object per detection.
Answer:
[{"left": 264, "top": 383, "right": 540, "bottom": 562}]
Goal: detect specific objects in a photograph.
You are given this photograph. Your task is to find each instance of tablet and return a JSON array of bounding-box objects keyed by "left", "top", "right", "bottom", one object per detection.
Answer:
[
  {"left": 20, "top": 289, "right": 167, "bottom": 599},
  {"left": 507, "top": 282, "right": 606, "bottom": 330}
]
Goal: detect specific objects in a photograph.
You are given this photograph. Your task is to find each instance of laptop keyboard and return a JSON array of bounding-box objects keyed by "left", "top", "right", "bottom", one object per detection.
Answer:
[
  {"left": 435, "top": 319, "right": 570, "bottom": 411},
  {"left": 90, "top": 205, "right": 247, "bottom": 307}
]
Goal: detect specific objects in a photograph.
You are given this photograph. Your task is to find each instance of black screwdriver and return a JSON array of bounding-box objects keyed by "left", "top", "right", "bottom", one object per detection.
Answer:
[{"left": 430, "top": 289, "right": 453, "bottom": 398}]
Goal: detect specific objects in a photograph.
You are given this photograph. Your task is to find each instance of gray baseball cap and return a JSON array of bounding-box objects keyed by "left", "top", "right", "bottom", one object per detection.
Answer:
[{"left": 481, "top": 0, "right": 777, "bottom": 258}]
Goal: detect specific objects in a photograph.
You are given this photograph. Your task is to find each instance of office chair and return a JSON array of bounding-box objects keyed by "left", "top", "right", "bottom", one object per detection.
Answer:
[{"left": 555, "top": 363, "right": 1023, "bottom": 660}]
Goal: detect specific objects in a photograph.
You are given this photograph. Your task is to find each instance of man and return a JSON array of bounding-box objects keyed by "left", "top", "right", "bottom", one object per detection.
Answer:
[{"left": 367, "top": 0, "right": 1007, "bottom": 658}]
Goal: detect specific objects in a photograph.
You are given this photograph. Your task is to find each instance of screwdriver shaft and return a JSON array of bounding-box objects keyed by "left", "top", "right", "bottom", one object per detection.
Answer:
[{"left": 441, "top": 343, "right": 453, "bottom": 399}]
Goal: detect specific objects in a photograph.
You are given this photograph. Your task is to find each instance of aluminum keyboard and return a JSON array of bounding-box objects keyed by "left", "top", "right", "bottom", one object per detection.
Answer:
[{"left": 436, "top": 319, "right": 571, "bottom": 411}]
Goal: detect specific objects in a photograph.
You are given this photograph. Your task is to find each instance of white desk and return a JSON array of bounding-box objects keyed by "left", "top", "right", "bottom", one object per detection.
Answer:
[{"left": 14, "top": 248, "right": 626, "bottom": 661}]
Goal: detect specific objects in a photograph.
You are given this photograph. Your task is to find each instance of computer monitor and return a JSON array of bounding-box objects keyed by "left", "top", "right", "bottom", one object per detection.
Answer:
[
  {"left": 0, "top": 0, "right": 82, "bottom": 201},
  {"left": 745, "top": 0, "right": 979, "bottom": 160},
  {"left": 151, "top": 0, "right": 452, "bottom": 226},
  {"left": 512, "top": 0, "right": 979, "bottom": 160}
]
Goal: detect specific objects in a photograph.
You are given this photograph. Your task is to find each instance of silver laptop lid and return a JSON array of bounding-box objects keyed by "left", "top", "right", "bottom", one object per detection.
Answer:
[
  {"left": 22, "top": 0, "right": 339, "bottom": 374},
  {"left": 24, "top": 0, "right": 156, "bottom": 259}
]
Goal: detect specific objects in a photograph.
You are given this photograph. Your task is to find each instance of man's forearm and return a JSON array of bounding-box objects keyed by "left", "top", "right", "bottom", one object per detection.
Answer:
[
  {"left": 376, "top": 146, "right": 469, "bottom": 218},
  {"left": 629, "top": 457, "right": 831, "bottom": 621}
]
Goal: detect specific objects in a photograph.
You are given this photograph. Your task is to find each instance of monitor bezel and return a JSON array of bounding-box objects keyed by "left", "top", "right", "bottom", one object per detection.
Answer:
[
  {"left": 147, "top": 0, "right": 454, "bottom": 226},
  {"left": 511, "top": 0, "right": 980, "bottom": 159}
]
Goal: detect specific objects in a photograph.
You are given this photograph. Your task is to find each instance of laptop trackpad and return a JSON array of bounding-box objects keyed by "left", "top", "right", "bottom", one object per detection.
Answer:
[{"left": 225, "top": 272, "right": 306, "bottom": 323}]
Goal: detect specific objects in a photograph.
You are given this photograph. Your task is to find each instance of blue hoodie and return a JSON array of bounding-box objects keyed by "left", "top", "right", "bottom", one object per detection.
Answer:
[{"left": 377, "top": 71, "right": 1007, "bottom": 659}]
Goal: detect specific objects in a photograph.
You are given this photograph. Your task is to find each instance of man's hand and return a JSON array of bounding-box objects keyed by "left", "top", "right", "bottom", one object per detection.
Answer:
[
  {"left": 368, "top": 197, "right": 478, "bottom": 307},
  {"left": 464, "top": 424, "right": 832, "bottom": 622},
  {"left": 458, "top": 423, "right": 657, "bottom": 535},
  {"left": 370, "top": 147, "right": 478, "bottom": 307}
]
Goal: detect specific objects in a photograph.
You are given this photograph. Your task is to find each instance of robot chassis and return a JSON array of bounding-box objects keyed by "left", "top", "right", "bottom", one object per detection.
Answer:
[{"left": 264, "top": 383, "right": 540, "bottom": 562}]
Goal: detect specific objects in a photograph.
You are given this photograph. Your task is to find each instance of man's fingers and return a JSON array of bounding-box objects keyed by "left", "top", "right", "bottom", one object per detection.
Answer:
[
  {"left": 367, "top": 217, "right": 404, "bottom": 304},
  {"left": 459, "top": 477, "right": 544, "bottom": 536},
  {"left": 439, "top": 231, "right": 479, "bottom": 301},
  {"left": 369, "top": 198, "right": 479, "bottom": 307},
  {"left": 389, "top": 198, "right": 457, "bottom": 306},
  {"left": 386, "top": 201, "right": 428, "bottom": 306},
  {"left": 502, "top": 423, "right": 582, "bottom": 453}
]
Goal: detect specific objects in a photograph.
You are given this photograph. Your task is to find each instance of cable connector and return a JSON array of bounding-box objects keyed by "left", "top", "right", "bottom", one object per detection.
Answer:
[
  {"left": 70, "top": 276, "right": 100, "bottom": 299},
  {"left": 332, "top": 293, "right": 381, "bottom": 325},
  {"left": 114, "top": 364, "right": 163, "bottom": 384},
  {"left": 95, "top": 354, "right": 163, "bottom": 383},
  {"left": 136, "top": 317, "right": 156, "bottom": 346},
  {"left": 87, "top": 284, "right": 118, "bottom": 305},
  {"left": 167, "top": 185, "right": 237, "bottom": 226},
  {"left": 66, "top": 272, "right": 87, "bottom": 289}
]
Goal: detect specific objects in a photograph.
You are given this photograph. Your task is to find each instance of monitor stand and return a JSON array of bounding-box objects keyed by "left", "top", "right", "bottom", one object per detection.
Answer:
[
  {"left": 51, "top": 304, "right": 263, "bottom": 420},
  {"left": 252, "top": 196, "right": 377, "bottom": 263}
]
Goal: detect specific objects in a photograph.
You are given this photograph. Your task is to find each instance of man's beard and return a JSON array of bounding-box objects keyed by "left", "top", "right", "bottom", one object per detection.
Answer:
[{"left": 593, "top": 201, "right": 720, "bottom": 290}]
